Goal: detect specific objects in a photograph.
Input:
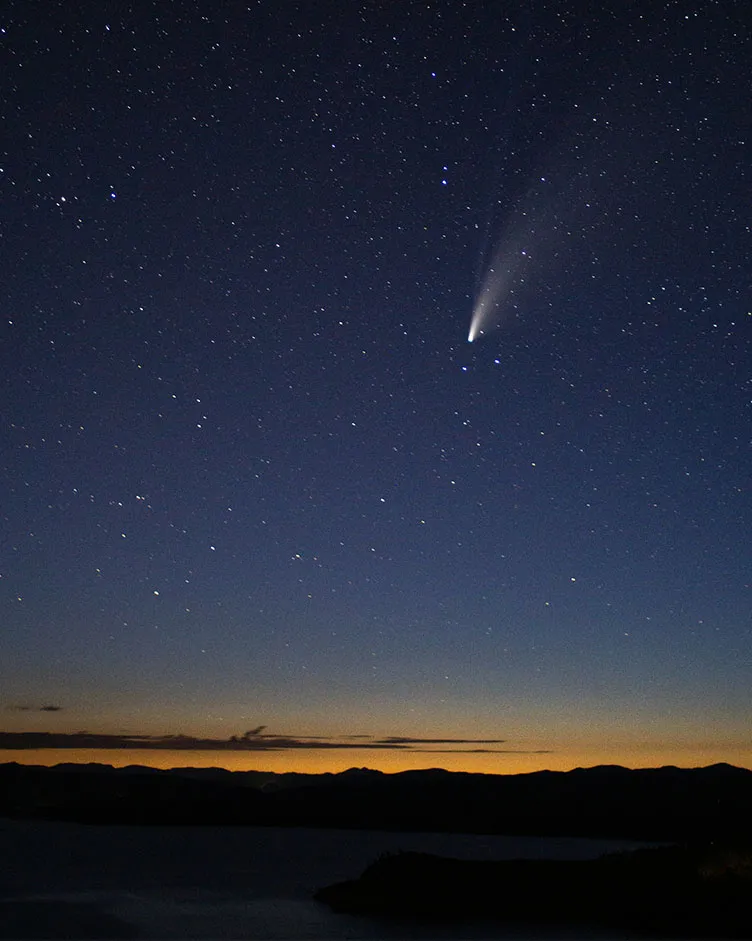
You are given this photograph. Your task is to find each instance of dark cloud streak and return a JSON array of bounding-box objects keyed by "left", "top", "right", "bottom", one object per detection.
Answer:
[
  {"left": 0, "top": 729, "right": 549, "bottom": 755},
  {"left": 376, "top": 737, "right": 508, "bottom": 745},
  {"left": 7, "top": 705, "right": 63, "bottom": 713}
]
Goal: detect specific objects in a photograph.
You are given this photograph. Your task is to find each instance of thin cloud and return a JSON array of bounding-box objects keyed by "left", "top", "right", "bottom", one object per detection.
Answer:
[
  {"left": 376, "top": 736, "right": 508, "bottom": 745},
  {"left": 7, "top": 704, "right": 63, "bottom": 713},
  {"left": 426, "top": 748, "right": 555, "bottom": 754},
  {"left": 0, "top": 728, "right": 550, "bottom": 755},
  {"left": 0, "top": 731, "right": 403, "bottom": 751}
]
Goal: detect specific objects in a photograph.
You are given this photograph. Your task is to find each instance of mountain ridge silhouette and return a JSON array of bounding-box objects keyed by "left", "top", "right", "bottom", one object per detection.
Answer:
[{"left": 1, "top": 761, "right": 750, "bottom": 840}]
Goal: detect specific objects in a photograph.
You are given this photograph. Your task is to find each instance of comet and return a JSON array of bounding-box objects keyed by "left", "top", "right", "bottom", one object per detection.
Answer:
[
  {"left": 468, "top": 173, "right": 553, "bottom": 343},
  {"left": 467, "top": 247, "right": 522, "bottom": 343},
  {"left": 468, "top": 272, "right": 501, "bottom": 342},
  {"left": 467, "top": 145, "right": 607, "bottom": 344}
]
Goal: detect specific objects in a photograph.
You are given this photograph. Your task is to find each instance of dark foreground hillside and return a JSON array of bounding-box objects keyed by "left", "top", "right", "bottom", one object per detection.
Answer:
[
  {"left": 315, "top": 845, "right": 752, "bottom": 938},
  {"left": 1, "top": 761, "right": 751, "bottom": 842}
]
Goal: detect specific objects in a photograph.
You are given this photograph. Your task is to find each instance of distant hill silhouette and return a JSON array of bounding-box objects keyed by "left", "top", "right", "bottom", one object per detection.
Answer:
[
  {"left": 315, "top": 845, "right": 752, "bottom": 937},
  {"left": 1, "top": 761, "right": 751, "bottom": 841}
]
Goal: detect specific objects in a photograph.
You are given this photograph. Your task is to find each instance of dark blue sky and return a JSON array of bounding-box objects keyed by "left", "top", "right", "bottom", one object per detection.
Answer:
[{"left": 1, "top": 0, "right": 749, "bottom": 773}]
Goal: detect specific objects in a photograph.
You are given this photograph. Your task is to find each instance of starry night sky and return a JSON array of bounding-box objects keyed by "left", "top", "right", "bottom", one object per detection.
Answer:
[{"left": 2, "top": 1, "right": 750, "bottom": 774}]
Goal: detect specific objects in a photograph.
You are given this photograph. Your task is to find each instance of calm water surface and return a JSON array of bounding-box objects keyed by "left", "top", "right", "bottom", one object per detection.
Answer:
[{"left": 0, "top": 819, "right": 653, "bottom": 938}]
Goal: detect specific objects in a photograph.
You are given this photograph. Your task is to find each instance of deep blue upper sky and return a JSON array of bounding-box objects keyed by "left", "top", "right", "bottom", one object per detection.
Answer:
[{"left": 1, "top": 0, "right": 749, "bottom": 772}]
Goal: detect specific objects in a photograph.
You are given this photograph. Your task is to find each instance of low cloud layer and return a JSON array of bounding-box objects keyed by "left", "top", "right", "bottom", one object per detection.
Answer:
[
  {"left": 7, "top": 704, "right": 63, "bottom": 713},
  {"left": 0, "top": 727, "right": 552, "bottom": 755}
]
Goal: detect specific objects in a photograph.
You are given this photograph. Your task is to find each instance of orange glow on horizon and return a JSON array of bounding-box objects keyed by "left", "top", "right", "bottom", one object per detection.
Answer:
[{"left": 2, "top": 745, "right": 750, "bottom": 775}]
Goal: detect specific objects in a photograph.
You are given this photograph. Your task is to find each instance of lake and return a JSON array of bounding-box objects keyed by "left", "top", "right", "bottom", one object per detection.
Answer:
[{"left": 0, "top": 818, "right": 655, "bottom": 938}]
